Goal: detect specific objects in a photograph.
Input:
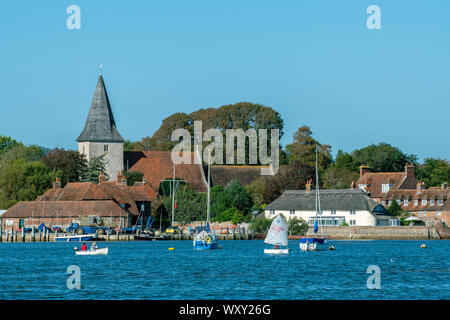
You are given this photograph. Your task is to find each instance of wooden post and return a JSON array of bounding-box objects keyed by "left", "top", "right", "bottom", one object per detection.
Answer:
[
  {"left": 0, "top": 225, "right": 2, "bottom": 243},
  {"left": 22, "top": 228, "right": 25, "bottom": 242},
  {"left": 45, "top": 229, "right": 49, "bottom": 242},
  {"left": 14, "top": 229, "right": 18, "bottom": 242},
  {"left": 32, "top": 227, "right": 35, "bottom": 242}
]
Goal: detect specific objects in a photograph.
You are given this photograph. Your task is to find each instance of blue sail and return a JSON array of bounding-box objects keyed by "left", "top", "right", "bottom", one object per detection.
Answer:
[{"left": 314, "top": 220, "right": 318, "bottom": 233}]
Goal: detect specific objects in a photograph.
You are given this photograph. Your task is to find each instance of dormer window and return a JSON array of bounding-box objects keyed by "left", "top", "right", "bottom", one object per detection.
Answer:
[
  {"left": 422, "top": 199, "right": 427, "bottom": 205},
  {"left": 430, "top": 199, "right": 435, "bottom": 206},
  {"left": 438, "top": 199, "right": 443, "bottom": 205},
  {"left": 414, "top": 199, "right": 418, "bottom": 205},
  {"left": 382, "top": 184, "right": 392, "bottom": 193},
  {"left": 396, "top": 200, "right": 401, "bottom": 205},
  {"left": 403, "top": 200, "right": 409, "bottom": 206}
]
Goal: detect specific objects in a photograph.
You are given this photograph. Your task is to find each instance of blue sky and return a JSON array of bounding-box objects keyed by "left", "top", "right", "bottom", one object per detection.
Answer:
[{"left": 1, "top": 0, "right": 449, "bottom": 161}]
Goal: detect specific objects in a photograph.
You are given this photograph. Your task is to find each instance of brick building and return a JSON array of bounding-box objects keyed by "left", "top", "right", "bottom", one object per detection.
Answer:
[{"left": 1, "top": 173, "right": 156, "bottom": 231}]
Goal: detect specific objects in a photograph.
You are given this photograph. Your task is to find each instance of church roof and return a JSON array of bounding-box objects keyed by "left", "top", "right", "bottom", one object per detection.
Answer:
[{"left": 77, "top": 75, "right": 124, "bottom": 142}]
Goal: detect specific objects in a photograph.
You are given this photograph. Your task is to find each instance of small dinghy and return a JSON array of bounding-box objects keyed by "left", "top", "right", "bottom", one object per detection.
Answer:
[
  {"left": 264, "top": 214, "right": 290, "bottom": 254},
  {"left": 75, "top": 248, "right": 108, "bottom": 255}
]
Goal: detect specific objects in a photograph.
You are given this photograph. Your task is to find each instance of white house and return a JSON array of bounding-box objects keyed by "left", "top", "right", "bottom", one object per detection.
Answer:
[{"left": 264, "top": 189, "right": 400, "bottom": 227}]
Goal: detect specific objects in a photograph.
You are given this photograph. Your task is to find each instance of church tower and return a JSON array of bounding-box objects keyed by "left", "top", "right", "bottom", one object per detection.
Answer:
[{"left": 77, "top": 73, "right": 124, "bottom": 180}]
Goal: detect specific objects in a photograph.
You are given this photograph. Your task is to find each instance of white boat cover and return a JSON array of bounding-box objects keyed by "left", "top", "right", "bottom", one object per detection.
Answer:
[{"left": 264, "top": 215, "right": 288, "bottom": 246}]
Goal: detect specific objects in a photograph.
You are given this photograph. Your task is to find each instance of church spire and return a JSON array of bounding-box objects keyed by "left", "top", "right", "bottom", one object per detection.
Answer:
[{"left": 77, "top": 74, "right": 124, "bottom": 142}]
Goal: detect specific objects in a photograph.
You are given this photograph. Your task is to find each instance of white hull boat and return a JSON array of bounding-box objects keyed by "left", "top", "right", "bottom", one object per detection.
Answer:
[
  {"left": 264, "top": 248, "right": 290, "bottom": 254},
  {"left": 299, "top": 240, "right": 328, "bottom": 251},
  {"left": 75, "top": 248, "right": 108, "bottom": 255}
]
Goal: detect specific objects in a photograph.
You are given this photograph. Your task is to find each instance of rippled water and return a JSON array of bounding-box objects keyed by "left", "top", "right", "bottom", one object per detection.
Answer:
[{"left": 0, "top": 240, "right": 448, "bottom": 300}]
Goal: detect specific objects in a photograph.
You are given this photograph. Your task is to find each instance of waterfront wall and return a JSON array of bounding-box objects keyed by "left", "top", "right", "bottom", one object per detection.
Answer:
[{"left": 301, "top": 226, "right": 441, "bottom": 240}]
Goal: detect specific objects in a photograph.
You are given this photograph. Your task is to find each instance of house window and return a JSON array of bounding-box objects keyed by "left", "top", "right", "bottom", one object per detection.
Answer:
[
  {"left": 331, "top": 210, "right": 336, "bottom": 215},
  {"left": 104, "top": 144, "right": 109, "bottom": 152},
  {"left": 382, "top": 184, "right": 391, "bottom": 193},
  {"left": 414, "top": 200, "right": 418, "bottom": 206},
  {"left": 290, "top": 210, "right": 295, "bottom": 215},
  {"left": 350, "top": 210, "right": 356, "bottom": 215},
  {"left": 438, "top": 199, "right": 443, "bottom": 205},
  {"left": 422, "top": 199, "right": 427, "bottom": 206},
  {"left": 396, "top": 199, "right": 401, "bottom": 205},
  {"left": 349, "top": 220, "right": 356, "bottom": 226},
  {"left": 388, "top": 201, "right": 392, "bottom": 206},
  {"left": 437, "top": 211, "right": 441, "bottom": 216},
  {"left": 430, "top": 199, "right": 435, "bottom": 205},
  {"left": 381, "top": 200, "right": 386, "bottom": 206},
  {"left": 403, "top": 200, "right": 409, "bottom": 206},
  {"left": 270, "top": 210, "right": 275, "bottom": 215}
]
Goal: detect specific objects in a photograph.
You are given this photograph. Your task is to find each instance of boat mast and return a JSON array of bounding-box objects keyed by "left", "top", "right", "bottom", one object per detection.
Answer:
[
  {"left": 315, "top": 146, "right": 324, "bottom": 237},
  {"left": 171, "top": 164, "right": 176, "bottom": 227},
  {"left": 207, "top": 150, "right": 211, "bottom": 223}
]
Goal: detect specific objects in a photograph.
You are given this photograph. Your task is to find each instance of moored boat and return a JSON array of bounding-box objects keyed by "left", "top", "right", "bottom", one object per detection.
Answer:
[
  {"left": 54, "top": 234, "right": 96, "bottom": 242},
  {"left": 299, "top": 146, "right": 328, "bottom": 252}
]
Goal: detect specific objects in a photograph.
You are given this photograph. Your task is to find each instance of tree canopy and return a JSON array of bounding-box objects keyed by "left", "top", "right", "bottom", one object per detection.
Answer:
[{"left": 41, "top": 148, "right": 87, "bottom": 186}]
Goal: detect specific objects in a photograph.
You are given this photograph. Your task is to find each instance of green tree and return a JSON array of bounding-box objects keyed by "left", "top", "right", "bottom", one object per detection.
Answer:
[
  {"left": 231, "top": 209, "right": 245, "bottom": 225},
  {"left": 287, "top": 217, "right": 309, "bottom": 235},
  {"left": 224, "top": 179, "right": 253, "bottom": 214},
  {"left": 249, "top": 217, "right": 273, "bottom": 233},
  {"left": 261, "top": 160, "right": 315, "bottom": 203},
  {"left": 41, "top": 148, "right": 87, "bottom": 185},
  {"left": 123, "top": 140, "right": 138, "bottom": 152},
  {"left": 0, "top": 144, "right": 44, "bottom": 163},
  {"left": 416, "top": 158, "right": 450, "bottom": 187},
  {"left": 170, "top": 185, "right": 206, "bottom": 224},
  {"left": 0, "top": 159, "right": 59, "bottom": 208},
  {"left": 123, "top": 170, "right": 144, "bottom": 186},
  {"left": 387, "top": 200, "right": 403, "bottom": 217},
  {"left": 0, "top": 135, "right": 21, "bottom": 155},
  {"left": 351, "top": 143, "right": 417, "bottom": 172},
  {"left": 81, "top": 155, "right": 108, "bottom": 183},
  {"left": 285, "top": 126, "right": 332, "bottom": 170},
  {"left": 322, "top": 166, "right": 359, "bottom": 189}
]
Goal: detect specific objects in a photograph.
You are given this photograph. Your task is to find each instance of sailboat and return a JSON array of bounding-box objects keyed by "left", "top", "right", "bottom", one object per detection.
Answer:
[
  {"left": 193, "top": 151, "right": 219, "bottom": 250},
  {"left": 264, "top": 214, "right": 290, "bottom": 254},
  {"left": 299, "top": 146, "right": 328, "bottom": 251}
]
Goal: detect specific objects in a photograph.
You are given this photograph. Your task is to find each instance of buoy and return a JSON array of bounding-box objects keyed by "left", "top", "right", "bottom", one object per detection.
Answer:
[
  {"left": 329, "top": 246, "right": 336, "bottom": 250},
  {"left": 168, "top": 247, "right": 175, "bottom": 251},
  {"left": 73, "top": 247, "right": 78, "bottom": 251},
  {"left": 420, "top": 244, "right": 426, "bottom": 248},
  {"left": 390, "top": 259, "right": 395, "bottom": 262}
]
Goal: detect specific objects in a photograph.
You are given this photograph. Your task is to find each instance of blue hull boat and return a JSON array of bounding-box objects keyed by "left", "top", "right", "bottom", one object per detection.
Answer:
[
  {"left": 299, "top": 237, "right": 328, "bottom": 251},
  {"left": 193, "top": 240, "right": 220, "bottom": 250}
]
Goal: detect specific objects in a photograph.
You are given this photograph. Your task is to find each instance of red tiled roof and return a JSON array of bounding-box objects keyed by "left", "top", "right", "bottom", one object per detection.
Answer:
[
  {"left": 355, "top": 172, "right": 418, "bottom": 198},
  {"left": 125, "top": 151, "right": 207, "bottom": 192},
  {"left": 36, "top": 182, "right": 110, "bottom": 201},
  {"left": 383, "top": 187, "right": 450, "bottom": 212},
  {"left": 2, "top": 200, "right": 127, "bottom": 218}
]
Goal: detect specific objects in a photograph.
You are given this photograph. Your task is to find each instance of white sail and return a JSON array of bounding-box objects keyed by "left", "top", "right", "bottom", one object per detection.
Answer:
[{"left": 264, "top": 215, "right": 288, "bottom": 246}]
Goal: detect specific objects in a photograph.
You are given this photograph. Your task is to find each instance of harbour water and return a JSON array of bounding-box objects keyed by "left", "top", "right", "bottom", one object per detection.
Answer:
[{"left": 0, "top": 240, "right": 448, "bottom": 300}]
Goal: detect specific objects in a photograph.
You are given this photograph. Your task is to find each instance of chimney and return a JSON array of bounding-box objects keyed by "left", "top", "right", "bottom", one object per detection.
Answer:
[
  {"left": 360, "top": 166, "right": 370, "bottom": 178},
  {"left": 53, "top": 177, "right": 61, "bottom": 189},
  {"left": 121, "top": 175, "right": 127, "bottom": 186},
  {"left": 117, "top": 170, "right": 123, "bottom": 184},
  {"left": 306, "top": 179, "right": 312, "bottom": 192},
  {"left": 405, "top": 163, "right": 415, "bottom": 178},
  {"left": 442, "top": 182, "right": 448, "bottom": 190},
  {"left": 416, "top": 181, "right": 425, "bottom": 193},
  {"left": 99, "top": 171, "right": 106, "bottom": 184}
]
